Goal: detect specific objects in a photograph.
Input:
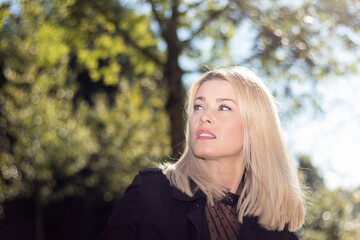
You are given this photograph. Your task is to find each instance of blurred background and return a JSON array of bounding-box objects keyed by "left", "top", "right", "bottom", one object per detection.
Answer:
[{"left": 0, "top": 0, "right": 359, "bottom": 239}]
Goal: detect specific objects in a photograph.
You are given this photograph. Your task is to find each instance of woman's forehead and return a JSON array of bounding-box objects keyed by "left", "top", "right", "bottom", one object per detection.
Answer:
[{"left": 195, "top": 79, "right": 236, "bottom": 98}]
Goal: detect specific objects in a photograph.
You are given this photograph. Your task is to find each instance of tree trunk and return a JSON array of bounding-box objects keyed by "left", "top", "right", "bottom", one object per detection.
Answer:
[
  {"left": 165, "top": 60, "right": 185, "bottom": 159},
  {"left": 163, "top": 4, "right": 186, "bottom": 159}
]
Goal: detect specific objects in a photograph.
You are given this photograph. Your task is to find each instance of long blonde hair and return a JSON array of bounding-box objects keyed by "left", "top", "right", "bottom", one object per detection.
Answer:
[{"left": 161, "top": 66, "right": 305, "bottom": 232}]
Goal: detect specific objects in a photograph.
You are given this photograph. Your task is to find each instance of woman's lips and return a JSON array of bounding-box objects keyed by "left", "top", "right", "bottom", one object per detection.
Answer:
[{"left": 196, "top": 129, "right": 216, "bottom": 140}]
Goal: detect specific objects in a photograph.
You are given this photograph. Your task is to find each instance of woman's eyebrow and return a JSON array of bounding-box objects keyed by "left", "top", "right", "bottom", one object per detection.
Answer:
[
  {"left": 194, "top": 96, "right": 205, "bottom": 101},
  {"left": 216, "top": 98, "right": 237, "bottom": 104},
  {"left": 194, "top": 97, "right": 236, "bottom": 104}
]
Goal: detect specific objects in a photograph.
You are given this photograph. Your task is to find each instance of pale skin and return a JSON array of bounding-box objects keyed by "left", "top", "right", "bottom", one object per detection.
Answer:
[{"left": 190, "top": 79, "right": 246, "bottom": 194}]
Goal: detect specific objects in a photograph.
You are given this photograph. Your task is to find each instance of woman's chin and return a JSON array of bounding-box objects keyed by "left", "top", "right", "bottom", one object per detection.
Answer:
[{"left": 192, "top": 150, "right": 214, "bottom": 160}]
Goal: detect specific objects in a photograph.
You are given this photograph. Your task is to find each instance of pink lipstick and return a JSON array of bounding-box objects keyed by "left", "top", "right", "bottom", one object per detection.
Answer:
[{"left": 196, "top": 129, "right": 216, "bottom": 140}]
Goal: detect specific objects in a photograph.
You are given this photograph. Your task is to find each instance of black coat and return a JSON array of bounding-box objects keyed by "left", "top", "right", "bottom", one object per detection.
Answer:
[{"left": 100, "top": 169, "right": 298, "bottom": 240}]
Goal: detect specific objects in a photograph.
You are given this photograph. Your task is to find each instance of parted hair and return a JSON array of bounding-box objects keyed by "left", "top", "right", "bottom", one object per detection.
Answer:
[{"left": 161, "top": 66, "right": 305, "bottom": 232}]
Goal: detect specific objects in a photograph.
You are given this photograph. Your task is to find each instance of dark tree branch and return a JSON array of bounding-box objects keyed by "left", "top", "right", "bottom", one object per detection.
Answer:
[
  {"left": 171, "top": 0, "right": 180, "bottom": 21},
  {"left": 182, "top": 5, "right": 230, "bottom": 49},
  {"left": 163, "top": 0, "right": 180, "bottom": 43},
  {"left": 185, "top": 1, "right": 202, "bottom": 11},
  {"left": 147, "top": 0, "right": 167, "bottom": 38},
  {"left": 93, "top": 1, "right": 164, "bottom": 67},
  {"left": 182, "top": 68, "right": 202, "bottom": 74},
  {"left": 116, "top": 25, "right": 164, "bottom": 66}
]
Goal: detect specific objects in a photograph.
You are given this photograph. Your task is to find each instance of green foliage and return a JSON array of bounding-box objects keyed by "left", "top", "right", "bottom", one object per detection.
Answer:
[
  {"left": 0, "top": 62, "right": 169, "bottom": 205},
  {"left": 301, "top": 188, "right": 360, "bottom": 240},
  {"left": 298, "top": 155, "right": 360, "bottom": 240},
  {"left": 298, "top": 155, "right": 324, "bottom": 191},
  {"left": 83, "top": 80, "right": 169, "bottom": 199},
  {"left": 2, "top": 72, "right": 98, "bottom": 204},
  {"left": 0, "top": 0, "right": 170, "bottom": 206}
]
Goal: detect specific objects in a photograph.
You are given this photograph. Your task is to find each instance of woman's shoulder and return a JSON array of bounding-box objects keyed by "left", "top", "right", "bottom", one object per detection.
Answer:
[
  {"left": 137, "top": 168, "right": 168, "bottom": 182},
  {"left": 138, "top": 168, "right": 163, "bottom": 175},
  {"left": 132, "top": 168, "right": 172, "bottom": 192}
]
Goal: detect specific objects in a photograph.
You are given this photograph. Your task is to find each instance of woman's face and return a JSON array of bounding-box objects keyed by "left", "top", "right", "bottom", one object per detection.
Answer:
[{"left": 189, "top": 79, "right": 244, "bottom": 162}]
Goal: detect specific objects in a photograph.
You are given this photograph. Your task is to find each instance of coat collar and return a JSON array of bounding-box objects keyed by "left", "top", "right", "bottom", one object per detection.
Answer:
[
  {"left": 171, "top": 178, "right": 206, "bottom": 202},
  {"left": 169, "top": 182, "right": 271, "bottom": 240},
  {"left": 172, "top": 186, "right": 206, "bottom": 202}
]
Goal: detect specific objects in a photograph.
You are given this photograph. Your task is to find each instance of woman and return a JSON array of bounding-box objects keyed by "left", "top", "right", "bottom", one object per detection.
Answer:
[{"left": 100, "top": 66, "right": 305, "bottom": 240}]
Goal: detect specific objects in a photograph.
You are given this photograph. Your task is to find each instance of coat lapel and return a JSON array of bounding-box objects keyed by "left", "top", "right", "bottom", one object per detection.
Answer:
[
  {"left": 172, "top": 187, "right": 206, "bottom": 240},
  {"left": 187, "top": 202, "right": 203, "bottom": 240}
]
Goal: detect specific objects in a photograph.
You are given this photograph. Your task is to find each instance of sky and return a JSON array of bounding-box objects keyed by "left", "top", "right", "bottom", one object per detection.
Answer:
[{"left": 285, "top": 76, "right": 360, "bottom": 190}]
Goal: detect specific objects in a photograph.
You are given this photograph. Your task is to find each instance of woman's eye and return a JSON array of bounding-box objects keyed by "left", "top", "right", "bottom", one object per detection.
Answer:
[
  {"left": 193, "top": 104, "right": 204, "bottom": 111},
  {"left": 219, "top": 105, "right": 231, "bottom": 111}
]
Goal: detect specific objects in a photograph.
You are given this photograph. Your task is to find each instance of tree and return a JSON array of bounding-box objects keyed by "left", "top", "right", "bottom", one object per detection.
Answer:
[{"left": 0, "top": 1, "right": 169, "bottom": 239}]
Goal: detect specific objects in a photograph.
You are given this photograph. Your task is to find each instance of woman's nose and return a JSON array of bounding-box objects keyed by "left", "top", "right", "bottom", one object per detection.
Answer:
[{"left": 200, "top": 110, "right": 213, "bottom": 124}]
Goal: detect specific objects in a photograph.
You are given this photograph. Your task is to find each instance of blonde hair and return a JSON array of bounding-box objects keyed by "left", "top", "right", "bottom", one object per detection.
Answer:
[{"left": 161, "top": 66, "right": 305, "bottom": 232}]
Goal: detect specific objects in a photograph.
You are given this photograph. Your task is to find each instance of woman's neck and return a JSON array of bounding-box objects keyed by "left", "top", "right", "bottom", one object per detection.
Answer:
[{"left": 205, "top": 157, "right": 245, "bottom": 194}]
